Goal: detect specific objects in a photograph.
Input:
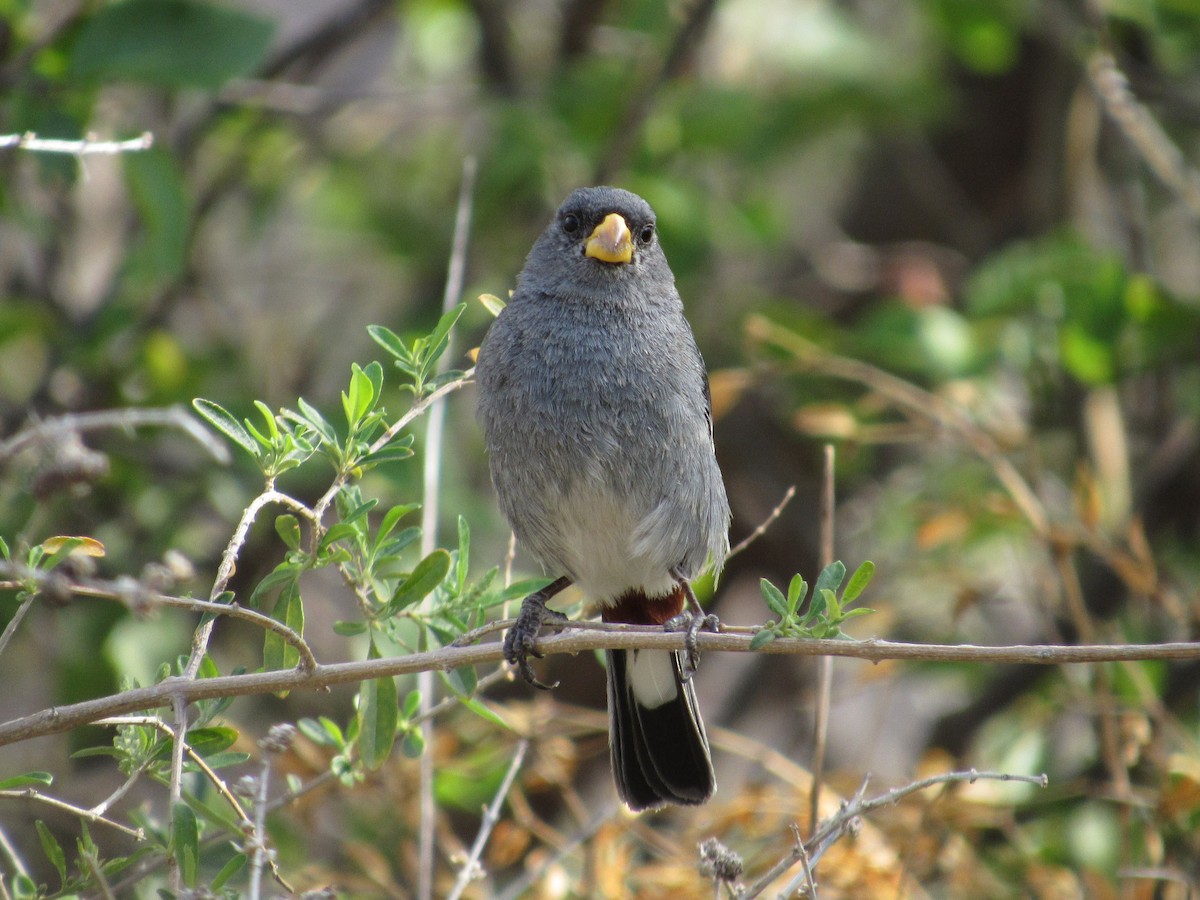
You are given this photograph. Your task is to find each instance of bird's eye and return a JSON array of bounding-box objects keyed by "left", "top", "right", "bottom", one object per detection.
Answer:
[
  {"left": 562, "top": 214, "right": 580, "bottom": 234},
  {"left": 638, "top": 223, "right": 655, "bottom": 244}
]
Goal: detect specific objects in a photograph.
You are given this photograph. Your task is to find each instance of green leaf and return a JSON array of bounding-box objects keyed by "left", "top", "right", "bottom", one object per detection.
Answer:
[
  {"left": 171, "top": 802, "right": 199, "bottom": 888},
  {"left": 362, "top": 438, "right": 416, "bottom": 466},
  {"left": 749, "top": 628, "right": 777, "bottom": 650},
  {"left": 296, "top": 397, "right": 338, "bottom": 445},
  {"left": 0, "top": 772, "right": 53, "bottom": 790},
  {"left": 192, "top": 399, "right": 258, "bottom": 456},
  {"left": 401, "top": 727, "right": 426, "bottom": 758},
  {"left": 420, "top": 303, "right": 467, "bottom": 379},
  {"left": 367, "top": 324, "right": 412, "bottom": 363},
  {"left": 184, "top": 726, "right": 239, "bottom": 757},
  {"left": 0, "top": 536, "right": 9, "bottom": 561},
  {"left": 343, "top": 363, "right": 377, "bottom": 428},
  {"left": 70, "top": 0, "right": 274, "bottom": 89},
  {"left": 820, "top": 588, "right": 841, "bottom": 621},
  {"left": 248, "top": 562, "right": 302, "bottom": 608},
  {"left": 298, "top": 716, "right": 346, "bottom": 749},
  {"left": 211, "top": 852, "right": 247, "bottom": 890},
  {"left": 124, "top": 148, "right": 188, "bottom": 279},
  {"left": 402, "top": 689, "right": 422, "bottom": 720},
  {"left": 35, "top": 821, "right": 66, "bottom": 886},
  {"left": 386, "top": 549, "right": 451, "bottom": 615},
  {"left": 375, "top": 504, "right": 419, "bottom": 549},
  {"left": 263, "top": 580, "right": 303, "bottom": 672},
  {"left": 441, "top": 664, "right": 477, "bottom": 698},
  {"left": 274, "top": 514, "right": 301, "bottom": 551},
  {"left": 358, "top": 641, "right": 398, "bottom": 770},
  {"left": 333, "top": 620, "right": 367, "bottom": 636},
  {"left": 814, "top": 561, "right": 847, "bottom": 598},
  {"left": 786, "top": 574, "right": 807, "bottom": 616},
  {"left": 455, "top": 516, "right": 470, "bottom": 588},
  {"left": 458, "top": 696, "right": 511, "bottom": 731},
  {"left": 759, "top": 578, "right": 789, "bottom": 619},
  {"left": 842, "top": 561, "right": 876, "bottom": 604}
]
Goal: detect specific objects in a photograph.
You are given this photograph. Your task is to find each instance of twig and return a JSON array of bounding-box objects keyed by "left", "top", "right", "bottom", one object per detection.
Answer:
[
  {"left": 366, "top": 367, "right": 475, "bottom": 458},
  {"left": 0, "top": 824, "right": 30, "bottom": 881},
  {"left": 745, "top": 315, "right": 1050, "bottom": 537},
  {"left": 0, "top": 564, "right": 318, "bottom": 672},
  {"left": 418, "top": 154, "right": 478, "bottom": 900},
  {"left": 0, "top": 131, "right": 154, "bottom": 155},
  {"left": 0, "top": 405, "right": 229, "bottom": 464},
  {"left": 0, "top": 789, "right": 145, "bottom": 840},
  {"left": 726, "top": 485, "right": 796, "bottom": 561},
  {"left": 809, "top": 447, "right": 835, "bottom": 839},
  {"left": 79, "top": 847, "right": 117, "bottom": 900},
  {"left": 89, "top": 758, "right": 152, "bottom": 817},
  {"left": 0, "top": 595, "right": 35, "bottom": 662},
  {"left": 446, "top": 739, "right": 529, "bottom": 900},
  {"left": 1088, "top": 51, "right": 1200, "bottom": 218},
  {"left": 744, "top": 769, "right": 1047, "bottom": 897},
  {"left": 6, "top": 630, "right": 1200, "bottom": 747}
]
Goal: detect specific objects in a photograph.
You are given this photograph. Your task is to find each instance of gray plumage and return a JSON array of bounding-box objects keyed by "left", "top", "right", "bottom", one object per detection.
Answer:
[{"left": 476, "top": 186, "right": 730, "bottom": 809}]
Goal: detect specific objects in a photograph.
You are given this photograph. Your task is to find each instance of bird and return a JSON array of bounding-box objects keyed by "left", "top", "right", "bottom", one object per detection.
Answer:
[{"left": 475, "top": 185, "right": 731, "bottom": 811}]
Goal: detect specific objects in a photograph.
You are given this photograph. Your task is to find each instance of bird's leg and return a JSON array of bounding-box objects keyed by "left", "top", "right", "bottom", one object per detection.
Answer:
[
  {"left": 503, "top": 575, "right": 572, "bottom": 690},
  {"left": 666, "top": 567, "right": 721, "bottom": 682}
]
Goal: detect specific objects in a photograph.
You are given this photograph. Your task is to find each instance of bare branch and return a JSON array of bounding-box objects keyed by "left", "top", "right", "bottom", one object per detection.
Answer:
[
  {"left": 4, "top": 627, "right": 1200, "bottom": 748},
  {"left": 1089, "top": 51, "right": 1200, "bottom": 218},
  {"left": 447, "top": 739, "right": 529, "bottom": 900},
  {"left": 0, "top": 788, "right": 145, "bottom": 840},
  {"left": 0, "top": 131, "right": 154, "bottom": 156},
  {"left": 0, "top": 405, "right": 229, "bottom": 465},
  {"left": 0, "top": 564, "right": 318, "bottom": 673},
  {"left": 726, "top": 485, "right": 796, "bottom": 561}
]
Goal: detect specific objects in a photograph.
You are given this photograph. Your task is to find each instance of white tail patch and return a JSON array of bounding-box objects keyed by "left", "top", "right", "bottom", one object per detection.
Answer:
[{"left": 628, "top": 649, "right": 679, "bottom": 709}]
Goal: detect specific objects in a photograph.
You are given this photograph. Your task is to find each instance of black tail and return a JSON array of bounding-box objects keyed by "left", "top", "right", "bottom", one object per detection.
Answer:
[{"left": 606, "top": 647, "right": 715, "bottom": 810}]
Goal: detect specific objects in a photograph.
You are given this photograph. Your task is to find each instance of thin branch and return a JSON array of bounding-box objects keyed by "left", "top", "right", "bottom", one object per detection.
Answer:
[
  {"left": 809, "top": 446, "right": 835, "bottom": 839},
  {"left": 746, "top": 315, "right": 1050, "bottom": 536},
  {"left": 446, "top": 739, "right": 529, "bottom": 900},
  {"left": 0, "top": 594, "right": 35, "bottom": 662},
  {"left": 0, "top": 789, "right": 145, "bottom": 840},
  {"left": 0, "top": 824, "right": 30, "bottom": 880},
  {"left": 744, "top": 769, "right": 1047, "bottom": 897},
  {"left": 5, "top": 629, "right": 1200, "bottom": 747},
  {"left": 0, "top": 405, "right": 229, "bottom": 464},
  {"left": 1088, "top": 51, "right": 1200, "bottom": 218},
  {"left": 726, "top": 485, "right": 796, "bottom": 561},
  {"left": 367, "top": 367, "right": 476, "bottom": 458},
  {"left": 0, "top": 564, "right": 318, "bottom": 672},
  {"left": 0, "top": 131, "right": 154, "bottom": 155},
  {"left": 89, "top": 759, "right": 152, "bottom": 817},
  {"left": 418, "top": 154, "right": 478, "bottom": 900}
]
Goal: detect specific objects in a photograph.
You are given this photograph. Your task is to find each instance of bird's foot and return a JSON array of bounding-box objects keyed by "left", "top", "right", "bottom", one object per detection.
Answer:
[
  {"left": 666, "top": 569, "right": 721, "bottom": 682},
  {"left": 503, "top": 577, "right": 571, "bottom": 690}
]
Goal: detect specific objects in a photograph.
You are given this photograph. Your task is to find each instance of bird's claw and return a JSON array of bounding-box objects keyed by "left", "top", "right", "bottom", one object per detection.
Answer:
[
  {"left": 665, "top": 610, "right": 720, "bottom": 682},
  {"left": 503, "top": 591, "right": 569, "bottom": 690}
]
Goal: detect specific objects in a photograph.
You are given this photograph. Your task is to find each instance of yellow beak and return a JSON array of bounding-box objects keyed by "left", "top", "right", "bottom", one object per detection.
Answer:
[{"left": 584, "top": 213, "right": 633, "bottom": 264}]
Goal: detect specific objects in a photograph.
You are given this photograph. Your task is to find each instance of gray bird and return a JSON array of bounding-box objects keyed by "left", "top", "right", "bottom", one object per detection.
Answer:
[{"left": 475, "top": 186, "right": 731, "bottom": 810}]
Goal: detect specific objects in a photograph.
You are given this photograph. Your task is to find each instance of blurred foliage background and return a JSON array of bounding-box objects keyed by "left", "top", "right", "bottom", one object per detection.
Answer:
[{"left": 3, "top": 0, "right": 1200, "bottom": 895}]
